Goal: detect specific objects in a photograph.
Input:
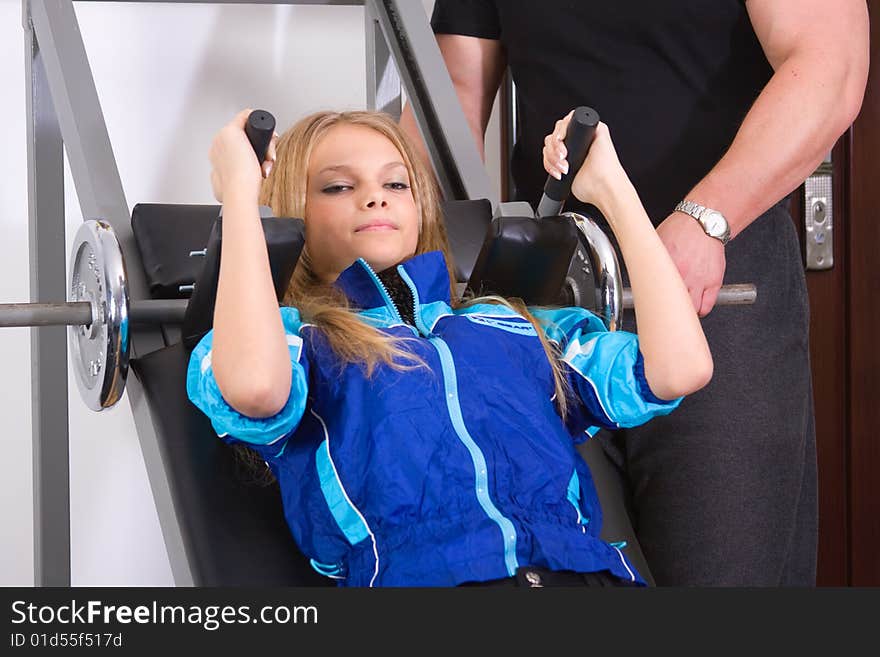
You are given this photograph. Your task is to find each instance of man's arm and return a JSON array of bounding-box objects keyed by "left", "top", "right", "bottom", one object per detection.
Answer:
[
  {"left": 400, "top": 34, "right": 506, "bottom": 167},
  {"left": 658, "top": 0, "right": 869, "bottom": 315}
]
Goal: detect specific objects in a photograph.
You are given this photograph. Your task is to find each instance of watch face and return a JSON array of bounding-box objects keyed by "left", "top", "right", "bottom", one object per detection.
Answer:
[{"left": 703, "top": 210, "right": 727, "bottom": 237}]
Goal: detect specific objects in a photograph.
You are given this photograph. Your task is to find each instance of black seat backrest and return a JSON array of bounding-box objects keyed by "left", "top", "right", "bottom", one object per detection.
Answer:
[
  {"left": 133, "top": 199, "right": 498, "bottom": 350},
  {"left": 465, "top": 214, "right": 580, "bottom": 306},
  {"left": 131, "top": 204, "right": 220, "bottom": 299},
  {"left": 132, "top": 199, "right": 496, "bottom": 302},
  {"left": 440, "top": 198, "right": 493, "bottom": 283},
  {"left": 180, "top": 217, "right": 305, "bottom": 350}
]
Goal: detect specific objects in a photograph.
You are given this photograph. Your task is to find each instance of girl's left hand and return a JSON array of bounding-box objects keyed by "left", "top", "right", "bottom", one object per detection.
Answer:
[
  {"left": 209, "top": 108, "right": 278, "bottom": 204},
  {"left": 542, "top": 113, "right": 629, "bottom": 210}
]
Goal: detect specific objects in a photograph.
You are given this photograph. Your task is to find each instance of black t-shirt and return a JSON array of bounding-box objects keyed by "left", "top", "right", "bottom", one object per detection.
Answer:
[{"left": 431, "top": 0, "right": 773, "bottom": 224}]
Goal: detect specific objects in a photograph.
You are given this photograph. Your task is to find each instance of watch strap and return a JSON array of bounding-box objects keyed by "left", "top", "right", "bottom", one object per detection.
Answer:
[
  {"left": 675, "top": 199, "right": 706, "bottom": 219},
  {"left": 674, "top": 200, "right": 730, "bottom": 245}
]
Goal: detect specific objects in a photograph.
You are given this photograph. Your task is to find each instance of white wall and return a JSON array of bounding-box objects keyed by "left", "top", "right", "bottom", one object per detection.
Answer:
[{"left": 0, "top": 0, "right": 500, "bottom": 586}]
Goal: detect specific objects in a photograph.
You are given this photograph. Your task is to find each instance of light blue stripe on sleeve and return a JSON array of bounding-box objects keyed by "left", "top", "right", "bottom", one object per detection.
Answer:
[
  {"left": 562, "top": 329, "right": 682, "bottom": 427},
  {"left": 464, "top": 315, "right": 537, "bottom": 336},
  {"left": 185, "top": 306, "right": 309, "bottom": 445},
  {"left": 529, "top": 306, "right": 607, "bottom": 345},
  {"left": 455, "top": 302, "right": 523, "bottom": 318}
]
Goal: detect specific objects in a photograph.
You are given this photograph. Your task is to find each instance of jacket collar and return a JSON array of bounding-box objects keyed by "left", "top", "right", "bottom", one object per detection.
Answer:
[{"left": 333, "top": 250, "right": 452, "bottom": 311}]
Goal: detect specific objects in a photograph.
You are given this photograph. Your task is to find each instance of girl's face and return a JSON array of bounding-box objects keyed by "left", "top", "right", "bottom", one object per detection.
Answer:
[{"left": 304, "top": 124, "right": 420, "bottom": 280}]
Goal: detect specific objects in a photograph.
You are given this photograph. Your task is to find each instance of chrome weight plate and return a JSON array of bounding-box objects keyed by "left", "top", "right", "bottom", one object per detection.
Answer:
[
  {"left": 68, "top": 220, "right": 130, "bottom": 411},
  {"left": 559, "top": 240, "right": 598, "bottom": 312},
  {"left": 563, "top": 212, "right": 622, "bottom": 332}
]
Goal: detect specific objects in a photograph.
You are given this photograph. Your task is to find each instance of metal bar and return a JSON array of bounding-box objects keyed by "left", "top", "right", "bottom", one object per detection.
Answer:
[
  {"left": 622, "top": 284, "right": 757, "bottom": 309},
  {"left": 502, "top": 71, "right": 518, "bottom": 204},
  {"left": 28, "top": 0, "right": 165, "bottom": 359},
  {"left": 0, "top": 300, "right": 189, "bottom": 327},
  {"left": 0, "top": 284, "right": 757, "bottom": 329},
  {"left": 129, "top": 300, "right": 189, "bottom": 324},
  {"left": 26, "top": 0, "right": 190, "bottom": 586},
  {"left": 24, "top": 0, "right": 70, "bottom": 588},
  {"left": 78, "top": 0, "right": 363, "bottom": 4},
  {"left": 371, "top": 0, "right": 497, "bottom": 207},
  {"left": 0, "top": 303, "right": 91, "bottom": 327},
  {"left": 123, "top": 375, "right": 195, "bottom": 586},
  {"left": 365, "top": 1, "right": 401, "bottom": 119}
]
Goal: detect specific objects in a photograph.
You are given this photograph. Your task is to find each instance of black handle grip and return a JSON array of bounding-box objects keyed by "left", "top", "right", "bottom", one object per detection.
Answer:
[
  {"left": 537, "top": 106, "right": 600, "bottom": 218},
  {"left": 245, "top": 109, "right": 276, "bottom": 164}
]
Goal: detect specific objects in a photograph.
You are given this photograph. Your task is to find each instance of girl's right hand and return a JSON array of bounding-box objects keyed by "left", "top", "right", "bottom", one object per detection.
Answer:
[
  {"left": 542, "top": 115, "right": 630, "bottom": 211},
  {"left": 209, "top": 108, "right": 278, "bottom": 204}
]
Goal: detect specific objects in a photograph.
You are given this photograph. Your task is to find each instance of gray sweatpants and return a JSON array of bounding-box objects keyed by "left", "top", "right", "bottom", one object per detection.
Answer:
[{"left": 602, "top": 199, "right": 818, "bottom": 586}]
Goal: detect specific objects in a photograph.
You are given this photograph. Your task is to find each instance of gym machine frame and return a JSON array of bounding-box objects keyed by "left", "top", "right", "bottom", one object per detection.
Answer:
[{"left": 24, "top": 0, "right": 495, "bottom": 587}]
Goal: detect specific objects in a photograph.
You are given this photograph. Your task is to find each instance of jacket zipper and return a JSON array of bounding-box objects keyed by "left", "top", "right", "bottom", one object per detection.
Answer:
[
  {"left": 358, "top": 259, "right": 406, "bottom": 325},
  {"left": 395, "top": 264, "right": 519, "bottom": 577}
]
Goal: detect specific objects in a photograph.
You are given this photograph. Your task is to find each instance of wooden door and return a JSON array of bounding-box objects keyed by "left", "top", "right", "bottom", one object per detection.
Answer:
[{"left": 791, "top": 0, "right": 880, "bottom": 586}]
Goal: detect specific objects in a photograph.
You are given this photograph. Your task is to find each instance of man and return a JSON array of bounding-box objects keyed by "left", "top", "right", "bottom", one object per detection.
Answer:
[{"left": 402, "top": 0, "right": 869, "bottom": 585}]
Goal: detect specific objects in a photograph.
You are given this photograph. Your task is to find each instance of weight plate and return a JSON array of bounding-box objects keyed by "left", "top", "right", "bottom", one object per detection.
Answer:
[
  {"left": 563, "top": 212, "right": 622, "bottom": 331},
  {"left": 559, "top": 242, "right": 597, "bottom": 311},
  {"left": 68, "top": 220, "right": 130, "bottom": 411}
]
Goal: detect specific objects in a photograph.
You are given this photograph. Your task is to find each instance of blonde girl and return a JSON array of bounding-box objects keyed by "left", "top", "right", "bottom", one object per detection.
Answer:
[{"left": 188, "top": 108, "right": 711, "bottom": 587}]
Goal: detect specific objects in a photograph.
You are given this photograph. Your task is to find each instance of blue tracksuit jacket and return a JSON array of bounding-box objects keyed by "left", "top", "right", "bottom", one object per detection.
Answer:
[{"left": 186, "top": 250, "right": 681, "bottom": 586}]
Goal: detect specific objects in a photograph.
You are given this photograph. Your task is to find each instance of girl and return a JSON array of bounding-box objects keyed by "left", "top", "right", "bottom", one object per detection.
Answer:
[{"left": 187, "top": 108, "right": 712, "bottom": 587}]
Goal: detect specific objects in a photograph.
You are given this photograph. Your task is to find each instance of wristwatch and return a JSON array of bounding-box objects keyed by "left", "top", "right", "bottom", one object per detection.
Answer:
[{"left": 674, "top": 200, "right": 731, "bottom": 246}]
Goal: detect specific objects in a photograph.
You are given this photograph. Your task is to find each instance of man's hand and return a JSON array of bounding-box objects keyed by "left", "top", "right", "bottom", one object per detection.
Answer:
[{"left": 656, "top": 212, "right": 726, "bottom": 317}]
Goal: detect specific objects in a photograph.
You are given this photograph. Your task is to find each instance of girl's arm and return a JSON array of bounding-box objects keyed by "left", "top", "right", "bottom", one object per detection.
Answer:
[
  {"left": 544, "top": 119, "right": 713, "bottom": 400},
  {"left": 208, "top": 109, "right": 291, "bottom": 418}
]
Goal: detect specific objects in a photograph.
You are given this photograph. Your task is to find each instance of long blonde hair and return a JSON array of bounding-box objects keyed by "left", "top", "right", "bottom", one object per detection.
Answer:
[{"left": 259, "top": 110, "right": 572, "bottom": 417}]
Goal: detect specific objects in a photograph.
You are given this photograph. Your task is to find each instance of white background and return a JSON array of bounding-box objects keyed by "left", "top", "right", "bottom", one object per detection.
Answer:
[{"left": 0, "top": 0, "right": 502, "bottom": 586}]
